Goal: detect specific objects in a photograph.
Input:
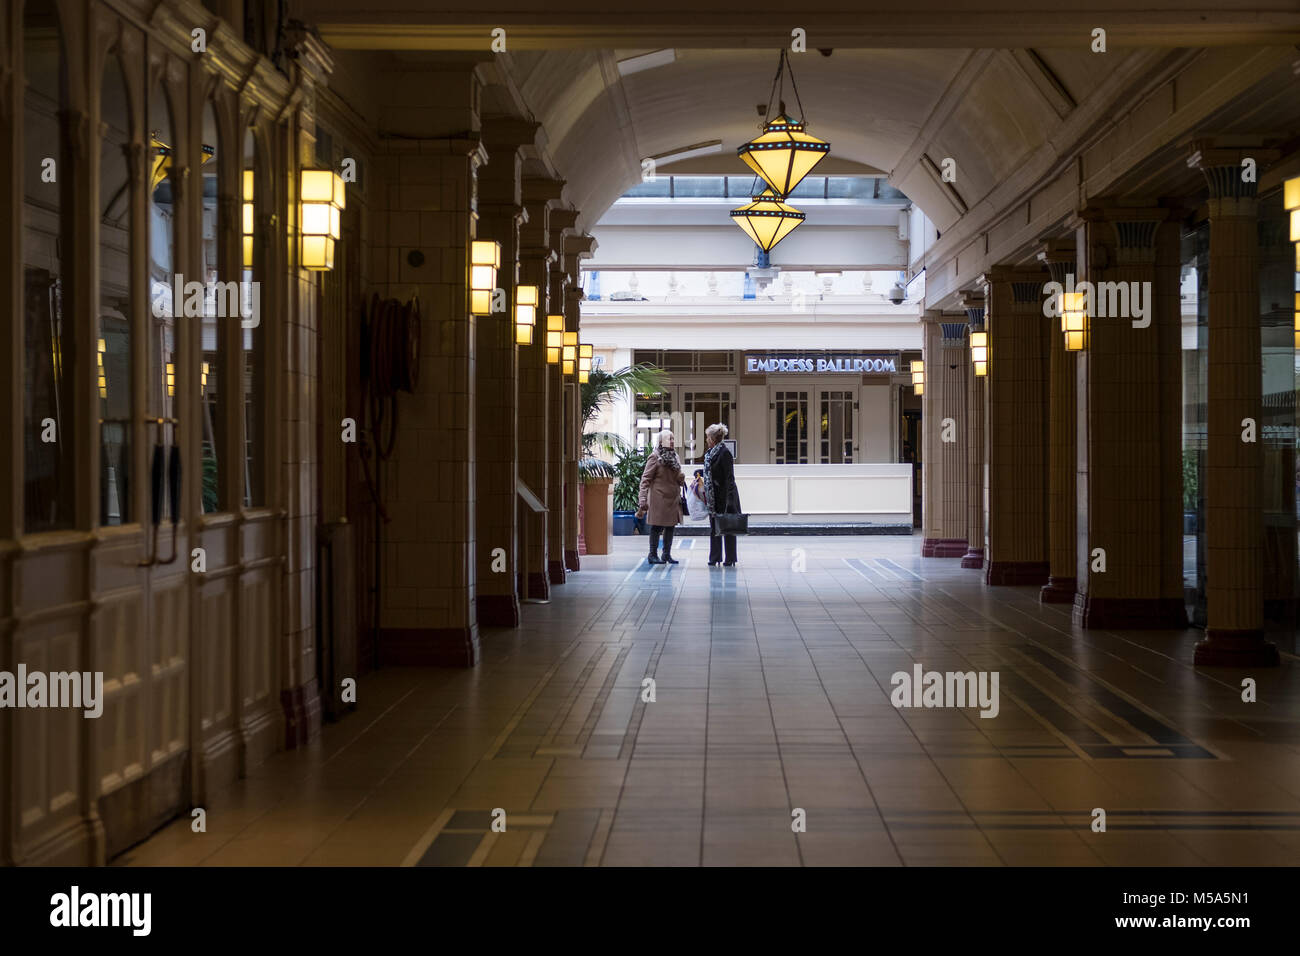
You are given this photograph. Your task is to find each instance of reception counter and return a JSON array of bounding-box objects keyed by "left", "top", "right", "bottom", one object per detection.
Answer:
[{"left": 731, "top": 463, "right": 914, "bottom": 524}]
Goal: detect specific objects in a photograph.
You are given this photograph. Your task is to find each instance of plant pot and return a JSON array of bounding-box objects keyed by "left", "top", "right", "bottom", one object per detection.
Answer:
[
  {"left": 613, "top": 510, "right": 637, "bottom": 536},
  {"left": 582, "top": 478, "right": 614, "bottom": 554}
]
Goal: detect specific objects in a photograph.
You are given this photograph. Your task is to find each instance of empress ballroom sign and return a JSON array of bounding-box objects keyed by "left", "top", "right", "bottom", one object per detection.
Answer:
[{"left": 746, "top": 354, "right": 898, "bottom": 374}]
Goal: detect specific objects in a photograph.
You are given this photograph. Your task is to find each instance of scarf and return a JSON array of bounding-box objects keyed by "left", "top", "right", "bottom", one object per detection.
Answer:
[
  {"left": 657, "top": 444, "right": 681, "bottom": 475},
  {"left": 703, "top": 443, "right": 720, "bottom": 513}
]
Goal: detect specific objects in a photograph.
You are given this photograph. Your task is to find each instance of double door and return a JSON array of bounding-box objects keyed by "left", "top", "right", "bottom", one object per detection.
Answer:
[
  {"left": 634, "top": 387, "right": 732, "bottom": 463},
  {"left": 770, "top": 386, "right": 857, "bottom": 464}
]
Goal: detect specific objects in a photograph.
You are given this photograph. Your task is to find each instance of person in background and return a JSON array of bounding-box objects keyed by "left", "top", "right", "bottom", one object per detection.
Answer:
[
  {"left": 635, "top": 429, "right": 686, "bottom": 565},
  {"left": 703, "top": 423, "right": 740, "bottom": 567},
  {"left": 686, "top": 469, "right": 709, "bottom": 521}
]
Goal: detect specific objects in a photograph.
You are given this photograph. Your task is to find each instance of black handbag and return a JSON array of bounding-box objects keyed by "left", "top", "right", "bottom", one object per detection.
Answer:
[
  {"left": 711, "top": 513, "right": 749, "bottom": 535},
  {"left": 678, "top": 489, "right": 689, "bottom": 517}
]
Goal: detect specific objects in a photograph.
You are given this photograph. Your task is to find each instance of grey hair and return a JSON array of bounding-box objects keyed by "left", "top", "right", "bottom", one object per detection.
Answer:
[
  {"left": 657, "top": 429, "right": 675, "bottom": 446},
  {"left": 705, "top": 423, "right": 728, "bottom": 443}
]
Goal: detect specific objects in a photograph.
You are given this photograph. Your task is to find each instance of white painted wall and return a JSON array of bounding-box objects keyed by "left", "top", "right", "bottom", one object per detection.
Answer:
[
  {"left": 860, "top": 383, "right": 895, "bottom": 462},
  {"left": 735, "top": 383, "right": 769, "bottom": 465}
]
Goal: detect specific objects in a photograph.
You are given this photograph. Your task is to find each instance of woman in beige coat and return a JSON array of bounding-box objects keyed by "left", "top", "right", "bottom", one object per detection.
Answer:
[{"left": 635, "top": 430, "right": 687, "bottom": 564}]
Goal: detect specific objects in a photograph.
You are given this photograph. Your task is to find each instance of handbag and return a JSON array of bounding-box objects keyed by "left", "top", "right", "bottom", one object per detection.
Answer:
[
  {"left": 678, "top": 488, "right": 690, "bottom": 517},
  {"left": 711, "top": 513, "right": 749, "bottom": 536}
]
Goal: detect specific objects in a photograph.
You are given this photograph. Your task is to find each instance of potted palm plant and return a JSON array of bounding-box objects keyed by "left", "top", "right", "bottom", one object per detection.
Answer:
[
  {"left": 612, "top": 446, "right": 651, "bottom": 536},
  {"left": 579, "top": 363, "right": 667, "bottom": 544}
]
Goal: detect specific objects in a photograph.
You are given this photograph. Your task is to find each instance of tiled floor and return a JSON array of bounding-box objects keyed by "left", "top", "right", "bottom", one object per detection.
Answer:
[{"left": 118, "top": 535, "right": 1300, "bottom": 867}]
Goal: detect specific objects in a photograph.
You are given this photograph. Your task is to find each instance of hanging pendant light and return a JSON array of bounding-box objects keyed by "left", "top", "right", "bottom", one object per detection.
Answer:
[
  {"left": 736, "top": 51, "right": 830, "bottom": 198},
  {"left": 730, "top": 188, "right": 805, "bottom": 252}
]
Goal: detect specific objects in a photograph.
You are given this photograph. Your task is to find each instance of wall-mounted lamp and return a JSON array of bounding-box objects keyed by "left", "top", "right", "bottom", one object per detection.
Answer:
[
  {"left": 562, "top": 331, "right": 577, "bottom": 376},
  {"left": 1286, "top": 176, "right": 1299, "bottom": 347},
  {"left": 515, "top": 285, "right": 537, "bottom": 345},
  {"left": 1061, "top": 291, "right": 1088, "bottom": 351},
  {"left": 578, "top": 343, "right": 593, "bottom": 384},
  {"left": 300, "top": 169, "right": 345, "bottom": 271},
  {"left": 970, "top": 331, "right": 988, "bottom": 377},
  {"left": 1294, "top": 291, "right": 1300, "bottom": 351},
  {"left": 166, "top": 362, "right": 176, "bottom": 398},
  {"left": 470, "top": 240, "right": 501, "bottom": 315},
  {"left": 242, "top": 169, "right": 254, "bottom": 269},
  {"left": 1287, "top": 175, "right": 1300, "bottom": 243},
  {"left": 201, "top": 362, "right": 209, "bottom": 395},
  {"left": 910, "top": 359, "right": 924, "bottom": 396},
  {"left": 546, "top": 315, "right": 563, "bottom": 364},
  {"left": 97, "top": 338, "right": 107, "bottom": 399}
]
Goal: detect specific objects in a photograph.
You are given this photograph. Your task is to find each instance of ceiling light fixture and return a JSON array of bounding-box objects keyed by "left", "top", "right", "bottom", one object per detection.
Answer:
[
  {"left": 730, "top": 188, "right": 805, "bottom": 252},
  {"left": 736, "top": 50, "right": 830, "bottom": 198},
  {"left": 731, "top": 50, "right": 829, "bottom": 255}
]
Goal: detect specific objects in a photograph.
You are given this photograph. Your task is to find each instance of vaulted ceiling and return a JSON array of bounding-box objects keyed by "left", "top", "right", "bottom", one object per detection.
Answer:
[{"left": 496, "top": 45, "right": 1152, "bottom": 231}]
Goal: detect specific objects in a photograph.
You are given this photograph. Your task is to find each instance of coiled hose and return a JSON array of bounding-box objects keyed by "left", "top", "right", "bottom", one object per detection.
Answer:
[{"left": 359, "top": 291, "right": 421, "bottom": 520}]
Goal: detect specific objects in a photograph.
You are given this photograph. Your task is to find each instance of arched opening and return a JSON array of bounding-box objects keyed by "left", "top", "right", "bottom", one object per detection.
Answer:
[
  {"left": 21, "top": 1, "right": 72, "bottom": 533},
  {"left": 147, "top": 77, "right": 178, "bottom": 518},
  {"left": 241, "top": 125, "right": 265, "bottom": 507},
  {"left": 98, "top": 52, "right": 132, "bottom": 526},
  {"left": 200, "top": 101, "right": 223, "bottom": 513}
]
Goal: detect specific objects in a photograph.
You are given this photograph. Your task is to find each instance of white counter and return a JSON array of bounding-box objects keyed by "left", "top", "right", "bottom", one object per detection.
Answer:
[{"left": 732, "top": 463, "right": 914, "bottom": 523}]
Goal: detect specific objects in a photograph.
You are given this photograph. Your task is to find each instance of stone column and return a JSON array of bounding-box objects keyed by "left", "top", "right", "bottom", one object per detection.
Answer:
[
  {"left": 979, "top": 267, "right": 1051, "bottom": 586},
  {"left": 562, "top": 270, "right": 583, "bottom": 572},
  {"left": 473, "top": 118, "right": 533, "bottom": 627},
  {"left": 960, "top": 294, "right": 986, "bottom": 569},
  {"left": 931, "top": 318, "right": 969, "bottom": 557},
  {"left": 1038, "top": 241, "right": 1078, "bottom": 603},
  {"left": 519, "top": 177, "right": 562, "bottom": 600},
  {"left": 562, "top": 232, "right": 596, "bottom": 573},
  {"left": 544, "top": 219, "right": 572, "bottom": 585},
  {"left": 919, "top": 316, "right": 942, "bottom": 555},
  {"left": 372, "top": 61, "right": 488, "bottom": 666},
  {"left": 1071, "top": 208, "right": 1186, "bottom": 628},
  {"left": 1190, "top": 144, "right": 1280, "bottom": 666}
]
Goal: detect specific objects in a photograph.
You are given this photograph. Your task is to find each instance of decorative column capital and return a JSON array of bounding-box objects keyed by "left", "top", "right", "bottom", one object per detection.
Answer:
[
  {"left": 1035, "top": 239, "right": 1076, "bottom": 284},
  {"left": 482, "top": 116, "right": 541, "bottom": 151},
  {"left": 940, "top": 318, "right": 969, "bottom": 343},
  {"left": 959, "top": 292, "right": 985, "bottom": 330},
  {"left": 551, "top": 208, "right": 580, "bottom": 235},
  {"left": 1188, "top": 141, "right": 1280, "bottom": 201},
  {"left": 977, "top": 265, "right": 1047, "bottom": 296},
  {"left": 1072, "top": 205, "right": 1174, "bottom": 266},
  {"left": 283, "top": 22, "right": 335, "bottom": 84}
]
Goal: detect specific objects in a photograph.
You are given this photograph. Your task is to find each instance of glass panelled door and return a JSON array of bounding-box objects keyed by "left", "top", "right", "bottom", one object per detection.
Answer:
[
  {"left": 772, "top": 390, "right": 809, "bottom": 463},
  {"left": 819, "top": 390, "right": 855, "bottom": 463},
  {"left": 681, "top": 390, "right": 731, "bottom": 462},
  {"left": 634, "top": 390, "right": 673, "bottom": 450}
]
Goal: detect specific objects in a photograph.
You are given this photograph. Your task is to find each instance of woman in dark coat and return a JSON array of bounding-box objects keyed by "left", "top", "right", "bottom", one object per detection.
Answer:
[
  {"left": 703, "top": 423, "right": 741, "bottom": 567},
  {"left": 636, "top": 430, "right": 686, "bottom": 565}
]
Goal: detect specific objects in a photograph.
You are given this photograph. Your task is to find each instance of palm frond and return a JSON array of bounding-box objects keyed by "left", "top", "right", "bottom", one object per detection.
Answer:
[
  {"left": 584, "top": 430, "right": 629, "bottom": 459},
  {"left": 579, "top": 456, "right": 617, "bottom": 481},
  {"left": 580, "top": 364, "right": 669, "bottom": 432}
]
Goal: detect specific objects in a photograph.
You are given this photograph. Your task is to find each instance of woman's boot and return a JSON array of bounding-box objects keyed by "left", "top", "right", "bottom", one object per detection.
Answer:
[{"left": 661, "top": 528, "right": 678, "bottom": 564}]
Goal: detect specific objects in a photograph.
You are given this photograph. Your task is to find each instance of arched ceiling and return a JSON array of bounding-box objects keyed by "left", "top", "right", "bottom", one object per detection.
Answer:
[{"left": 503, "top": 46, "right": 1133, "bottom": 231}]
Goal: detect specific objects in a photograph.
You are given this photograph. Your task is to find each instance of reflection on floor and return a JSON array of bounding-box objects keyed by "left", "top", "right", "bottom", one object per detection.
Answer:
[{"left": 118, "top": 536, "right": 1300, "bottom": 867}]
